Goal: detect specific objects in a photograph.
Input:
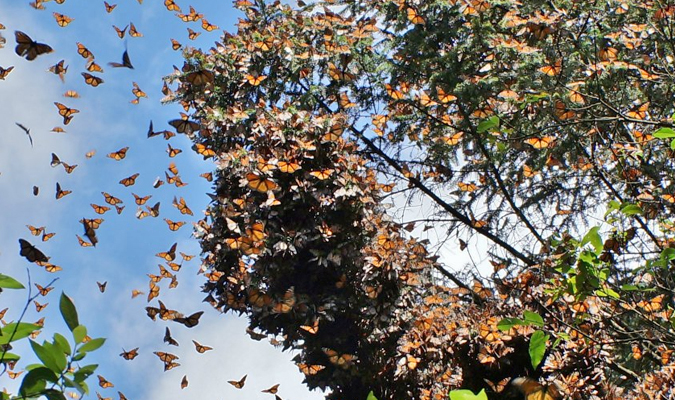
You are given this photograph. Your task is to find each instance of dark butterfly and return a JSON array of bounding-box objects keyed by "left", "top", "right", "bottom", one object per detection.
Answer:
[
  {"left": 228, "top": 375, "right": 247, "bottom": 389},
  {"left": 109, "top": 49, "right": 134, "bottom": 69},
  {"left": 15, "top": 31, "right": 53, "bottom": 60},
  {"left": 164, "top": 327, "right": 179, "bottom": 346},
  {"left": 19, "top": 238, "right": 49, "bottom": 263},
  {"left": 173, "top": 311, "right": 203, "bottom": 328}
]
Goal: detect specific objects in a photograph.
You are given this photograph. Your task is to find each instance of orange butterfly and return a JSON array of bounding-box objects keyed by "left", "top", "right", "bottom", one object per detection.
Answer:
[
  {"left": 228, "top": 375, "right": 247, "bottom": 389},
  {"left": 261, "top": 384, "right": 280, "bottom": 394},
  {"left": 192, "top": 340, "right": 213, "bottom": 353},
  {"left": 55, "top": 182, "right": 72, "bottom": 199},
  {"left": 406, "top": 7, "right": 425, "bottom": 24},
  {"left": 53, "top": 13, "right": 74, "bottom": 27},
  {"left": 156, "top": 243, "right": 177, "bottom": 261},
  {"left": 91, "top": 203, "right": 111, "bottom": 214},
  {"left": 187, "top": 28, "right": 200, "bottom": 40},
  {"left": 27, "top": 225, "right": 45, "bottom": 236},
  {"left": 169, "top": 118, "right": 199, "bottom": 134},
  {"left": 97, "top": 375, "right": 113, "bottom": 389},
  {"left": 119, "top": 173, "right": 140, "bottom": 187},
  {"left": 48, "top": 60, "right": 68, "bottom": 82},
  {"left": 54, "top": 102, "right": 79, "bottom": 125},
  {"left": 76, "top": 42, "right": 93, "bottom": 59},
  {"left": 511, "top": 377, "right": 562, "bottom": 400},
  {"left": 147, "top": 202, "right": 161, "bottom": 217},
  {"left": 164, "top": 327, "right": 179, "bottom": 346},
  {"left": 166, "top": 144, "right": 182, "bottom": 157},
  {"left": 170, "top": 38, "right": 182, "bottom": 50},
  {"left": 164, "top": 219, "right": 186, "bottom": 231},
  {"left": 35, "top": 283, "right": 54, "bottom": 296},
  {"left": 201, "top": 19, "right": 218, "bottom": 31},
  {"left": 104, "top": 1, "right": 117, "bottom": 13},
  {"left": 164, "top": 0, "right": 181, "bottom": 11},
  {"left": 194, "top": 143, "right": 215, "bottom": 158},
  {"left": 323, "top": 348, "right": 356, "bottom": 369},
  {"left": 129, "top": 22, "right": 142, "bottom": 37},
  {"left": 246, "top": 172, "right": 278, "bottom": 192},
  {"left": 458, "top": 182, "right": 478, "bottom": 192},
  {"left": 97, "top": 281, "right": 107, "bottom": 293},
  {"left": 297, "top": 363, "right": 325, "bottom": 376},
  {"left": 524, "top": 136, "right": 556, "bottom": 149},
  {"left": 76, "top": 234, "right": 94, "bottom": 247},
  {"left": 184, "top": 69, "right": 215, "bottom": 85},
  {"left": 107, "top": 147, "right": 129, "bottom": 160},
  {"left": 309, "top": 169, "right": 334, "bottom": 180},
  {"left": 0, "top": 66, "right": 14, "bottom": 80},
  {"left": 244, "top": 73, "right": 267, "bottom": 86},
  {"left": 172, "top": 197, "right": 193, "bottom": 215},
  {"left": 102, "top": 192, "right": 123, "bottom": 205},
  {"left": 82, "top": 72, "right": 104, "bottom": 87},
  {"left": 34, "top": 300, "right": 48, "bottom": 312},
  {"left": 539, "top": 60, "right": 562, "bottom": 76},
  {"left": 62, "top": 162, "right": 77, "bottom": 174},
  {"left": 133, "top": 193, "right": 151, "bottom": 205},
  {"left": 113, "top": 24, "right": 127, "bottom": 39},
  {"left": 200, "top": 172, "right": 213, "bottom": 181},
  {"left": 120, "top": 348, "right": 139, "bottom": 360},
  {"left": 627, "top": 102, "right": 649, "bottom": 120},
  {"left": 278, "top": 160, "right": 301, "bottom": 173},
  {"left": 181, "top": 375, "right": 188, "bottom": 389}
]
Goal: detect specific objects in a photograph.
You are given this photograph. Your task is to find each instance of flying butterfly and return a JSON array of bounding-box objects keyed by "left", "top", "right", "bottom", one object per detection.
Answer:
[
  {"left": 104, "top": 1, "right": 117, "bottom": 13},
  {"left": 169, "top": 118, "right": 199, "bottom": 134},
  {"left": 201, "top": 19, "right": 219, "bottom": 32},
  {"left": 166, "top": 143, "right": 182, "bottom": 157},
  {"left": 0, "top": 66, "right": 14, "bottom": 80},
  {"left": 109, "top": 49, "right": 134, "bottom": 69},
  {"left": 181, "top": 375, "right": 188, "bottom": 389},
  {"left": 48, "top": 60, "right": 68, "bottom": 82},
  {"left": 120, "top": 347, "right": 139, "bottom": 360},
  {"left": 42, "top": 231, "right": 56, "bottom": 242},
  {"left": 156, "top": 243, "right": 177, "bottom": 261},
  {"left": 76, "top": 42, "right": 93, "bottom": 59},
  {"left": 97, "top": 281, "right": 107, "bottom": 293},
  {"left": 192, "top": 340, "right": 212, "bottom": 353},
  {"left": 170, "top": 38, "right": 182, "bottom": 51},
  {"left": 55, "top": 182, "right": 72, "bottom": 199},
  {"left": 119, "top": 173, "right": 140, "bottom": 187},
  {"left": 19, "top": 239, "right": 49, "bottom": 263},
  {"left": 164, "top": 0, "right": 181, "bottom": 11},
  {"left": 97, "top": 375, "right": 114, "bottom": 389},
  {"left": 27, "top": 225, "right": 45, "bottom": 236},
  {"left": 172, "top": 197, "right": 193, "bottom": 215},
  {"left": 194, "top": 143, "right": 215, "bottom": 158},
  {"left": 102, "top": 192, "right": 123, "bottom": 205},
  {"left": 91, "top": 203, "right": 111, "bottom": 214},
  {"left": 261, "top": 384, "right": 280, "bottom": 394},
  {"left": 54, "top": 102, "right": 79, "bottom": 125},
  {"left": 133, "top": 193, "right": 151, "bottom": 205},
  {"left": 113, "top": 24, "right": 128, "bottom": 39},
  {"left": 15, "top": 31, "right": 53, "bottom": 60},
  {"left": 107, "top": 147, "right": 129, "bottom": 160},
  {"left": 164, "top": 219, "right": 186, "bottom": 231},
  {"left": 34, "top": 301, "right": 48, "bottom": 312},
  {"left": 129, "top": 23, "right": 142, "bottom": 37},
  {"left": 53, "top": 13, "right": 74, "bottom": 27},
  {"left": 173, "top": 311, "right": 203, "bottom": 328},
  {"left": 82, "top": 72, "right": 104, "bottom": 87},
  {"left": 163, "top": 327, "right": 179, "bottom": 346},
  {"left": 228, "top": 375, "right": 247, "bottom": 389},
  {"left": 35, "top": 283, "right": 54, "bottom": 296},
  {"left": 187, "top": 28, "right": 200, "bottom": 40}
]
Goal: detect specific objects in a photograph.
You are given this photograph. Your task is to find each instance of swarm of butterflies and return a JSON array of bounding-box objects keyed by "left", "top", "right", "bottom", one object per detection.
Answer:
[{"left": 1, "top": 1, "right": 289, "bottom": 399}]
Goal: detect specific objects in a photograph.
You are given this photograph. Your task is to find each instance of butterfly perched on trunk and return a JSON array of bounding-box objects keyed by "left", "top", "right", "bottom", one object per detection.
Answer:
[{"left": 15, "top": 31, "right": 53, "bottom": 60}]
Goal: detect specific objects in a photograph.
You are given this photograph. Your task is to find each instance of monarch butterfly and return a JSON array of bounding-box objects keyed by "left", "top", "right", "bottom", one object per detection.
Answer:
[
  {"left": 327, "top": 62, "right": 354, "bottom": 82},
  {"left": 166, "top": 144, "right": 182, "bottom": 157},
  {"left": 192, "top": 340, "right": 213, "bottom": 353},
  {"left": 437, "top": 87, "right": 457, "bottom": 103},
  {"left": 309, "top": 169, "right": 334, "bottom": 180},
  {"left": 184, "top": 69, "right": 215, "bottom": 85},
  {"left": 48, "top": 60, "right": 68, "bottom": 82},
  {"left": 80, "top": 72, "right": 103, "bottom": 87},
  {"left": 154, "top": 351, "right": 180, "bottom": 371},
  {"left": 91, "top": 203, "right": 111, "bottom": 214},
  {"left": 34, "top": 301, "right": 48, "bottom": 312},
  {"left": 511, "top": 377, "right": 562, "bottom": 400},
  {"left": 104, "top": 1, "right": 117, "bottom": 12},
  {"left": 170, "top": 38, "right": 182, "bottom": 50},
  {"left": 323, "top": 348, "right": 356, "bottom": 369},
  {"left": 164, "top": 327, "right": 179, "bottom": 346},
  {"left": 131, "top": 193, "right": 150, "bottom": 205},
  {"left": 129, "top": 23, "right": 142, "bottom": 37},
  {"left": 54, "top": 102, "right": 79, "bottom": 125},
  {"left": 19, "top": 239, "right": 49, "bottom": 263},
  {"left": 297, "top": 363, "right": 325, "bottom": 375},
  {"left": 194, "top": 143, "right": 215, "bottom": 157},
  {"left": 539, "top": 60, "right": 562, "bottom": 76},
  {"left": 49, "top": 153, "right": 61, "bottom": 167},
  {"left": 56, "top": 182, "right": 72, "bottom": 199},
  {"left": 181, "top": 375, "right": 188, "bottom": 389},
  {"left": 119, "top": 347, "right": 139, "bottom": 360},
  {"left": 174, "top": 311, "right": 203, "bottom": 328},
  {"left": 35, "top": 283, "right": 54, "bottom": 296},
  {"left": 228, "top": 375, "right": 247, "bottom": 389},
  {"left": 300, "top": 319, "right": 319, "bottom": 334},
  {"left": 627, "top": 102, "right": 649, "bottom": 120},
  {"left": 130, "top": 289, "right": 143, "bottom": 299},
  {"left": 97, "top": 281, "right": 107, "bottom": 293},
  {"left": 109, "top": 49, "right": 134, "bottom": 69},
  {"left": 637, "top": 294, "right": 664, "bottom": 312},
  {"left": 76, "top": 42, "right": 93, "bottom": 59},
  {"left": 107, "top": 147, "right": 129, "bottom": 160},
  {"left": 169, "top": 118, "right": 199, "bottom": 134},
  {"left": 80, "top": 218, "right": 104, "bottom": 229},
  {"left": 0, "top": 66, "right": 14, "bottom": 80},
  {"left": 15, "top": 31, "right": 53, "bottom": 60},
  {"left": 598, "top": 46, "right": 618, "bottom": 61},
  {"left": 51, "top": 126, "right": 66, "bottom": 132},
  {"left": 261, "top": 384, "right": 280, "bottom": 394},
  {"left": 147, "top": 201, "right": 160, "bottom": 217},
  {"left": 147, "top": 282, "right": 160, "bottom": 301},
  {"left": 97, "top": 375, "right": 113, "bottom": 389},
  {"left": 156, "top": 243, "right": 177, "bottom": 261},
  {"left": 113, "top": 24, "right": 127, "bottom": 39},
  {"left": 164, "top": 219, "right": 186, "bottom": 231},
  {"left": 201, "top": 19, "right": 218, "bottom": 31},
  {"left": 86, "top": 149, "right": 96, "bottom": 158},
  {"left": 278, "top": 160, "right": 301, "bottom": 173},
  {"left": 172, "top": 197, "right": 194, "bottom": 216},
  {"left": 458, "top": 182, "right": 478, "bottom": 192},
  {"left": 131, "top": 81, "right": 146, "bottom": 98},
  {"left": 200, "top": 172, "right": 213, "bottom": 181},
  {"left": 119, "top": 173, "right": 140, "bottom": 187},
  {"left": 525, "top": 136, "right": 556, "bottom": 149},
  {"left": 29, "top": 0, "right": 46, "bottom": 9},
  {"left": 42, "top": 263, "right": 62, "bottom": 273},
  {"left": 27, "top": 225, "right": 45, "bottom": 236},
  {"left": 61, "top": 162, "right": 77, "bottom": 174},
  {"left": 385, "top": 83, "right": 405, "bottom": 100},
  {"left": 164, "top": 0, "right": 181, "bottom": 11},
  {"left": 246, "top": 172, "right": 278, "bottom": 192},
  {"left": 187, "top": 28, "right": 200, "bottom": 40},
  {"left": 53, "top": 13, "right": 74, "bottom": 27},
  {"left": 102, "top": 192, "right": 122, "bottom": 205},
  {"left": 406, "top": 7, "right": 425, "bottom": 24}
]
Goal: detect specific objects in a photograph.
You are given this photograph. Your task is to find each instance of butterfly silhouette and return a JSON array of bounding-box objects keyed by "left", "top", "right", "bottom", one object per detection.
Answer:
[
  {"left": 15, "top": 31, "right": 53, "bottom": 60},
  {"left": 15, "top": 123, "right": 33, "bottom": 147},
  {"left": 109, "top": 49, "right": 134, "bottom": 69}
]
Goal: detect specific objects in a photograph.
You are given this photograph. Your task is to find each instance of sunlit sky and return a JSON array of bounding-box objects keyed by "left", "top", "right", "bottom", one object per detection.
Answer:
[{"left": 0, "top": 1, "right": 324, "bottom": 399}]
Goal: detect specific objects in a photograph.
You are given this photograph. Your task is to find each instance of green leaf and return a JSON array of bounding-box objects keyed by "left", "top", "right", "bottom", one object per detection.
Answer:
[
  {"left": 366, "top": 391, "right": 378, "bottom": 400},
  {"left": 78, "top": 337, "right": 105, "bottom": 354},
  {"left": 0, "top": 352, "right": 20, "bottom": 363},
  {"left": 621, "top": 284, "right": 639, "bottom": 291},
  {"left": 497, "top": 317, "right": 523, "bottom": 331},
  {"left": 44, "top": 389, "right": 67, "bottom": 400},
  {"left": 0, "top": 273, "right": 25, "bottom": 289},
  {"left": 529, "top": 330, "right": 549, "bottom": 369},
  {"left": 523, "top": 311, "right": 544, "bottom": 327},
  {"left": 596, "top": 286, "right": 620, "bottom": 299},
  {"left": 581, "top": 226, "right": 603, "bottom": 255},
  {"left": 73, "top": 364, "right": 98, "bottom": 383},
  {"left": 19, "top": 367, "right": 57, "bottom": 398},
  {"left": 72, "top": 325, "right": 87, "bottom": 344},
  {"left": 653, "top": 127, "right": 675, "bottom": 138},
  {"left": 449, "top": 389, "right": 488, "bottom": 400},
  {"left": 53, "top": 333, "right": 72, "bottom": 355},
  {"left": 44, "top": 341, "right": 67, "bottom": 372},
  {"left": 0, "top": 323, "right": 41, "bottom": 344},
  {"left": 476, "top": 116, "right": 499, "bottom": 133},
  {"left": 620, "top": 204, "right": 643, "bottom": 216},
  {"left": 670, "top": 138, "right": 675, "bottom": 151},
  {"left": 59, "top": 292, "right": 79, "bottom": 332},
  {"left": 30, "top": 340, "right": 61, "bottom": 374}
]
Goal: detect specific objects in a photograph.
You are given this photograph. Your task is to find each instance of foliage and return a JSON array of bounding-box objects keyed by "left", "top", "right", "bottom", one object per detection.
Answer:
[
  {"left": 0, "top": 271, "right": 102, "bottom": 400},
  {"left": 168, "top": 0, "right": 675, "bottom": 399}
]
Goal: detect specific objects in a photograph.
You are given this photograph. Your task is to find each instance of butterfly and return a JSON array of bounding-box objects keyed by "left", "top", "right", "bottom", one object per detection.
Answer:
[
  {"left": 86, "top": 149, "right": 96, "bottom": 158},
  {"left": 48, "top": 60, "right": 68, "bottom": 82},
  {"left": 153, "top": 351, "right": 180, "bottom": 371},
  {"left": 187, "top": 28, "right": 200, "bottom": 40},
  {"left": 200, "top": 172, "right": 213, "bottom": 181},
  {"left": 164, "top": 0, "right": 181, "bottom": 11},
  {"left": 309, "top": 169, "right": 334, "bottom": 180},
  {"left": 156, "top": 243, "right": 177, "bottom": 261},
  {"left": 129, "top": 23, "right": 142, "bottom": 37},
  {"left": 194, "top": 143, "right": 215, "bottom": 158},
  {"left": 192, "top": 340, "right": 213, "bottom": 353},
  {"left": 34, "top": 301, "right": 48, "bottom": 312},
  {"left": 244, "top": 73, "right": 267, "bottom": 86},
  {"left": 133, "top": 193, "right": 151, "bottom": 205},
  {"left": 113, "top": 24, "right": 128, "bottom": 39},
  {"left": 147, "top": 202, "right": 161, "bottom": 217},
  {"left": 170, "top": 38, "right": 182, "bottom": 51},
  {"left": 163, "top": 327, "right": 179, "bottom": 346},
  {"left": 98, "top": 375, "right": 114, "bottom": 388},
  {"left": 173, "top": 311, "right": 203, "bottom": 328},
  {"left": 458, "top": 182, "right": 478, "bottom": 192},
  {"left": 0, "top": 66, "right": 14, "bottom": 80},
  {"left": 131, "top": 82, "right": 146, "bottom": 98},
  {"left": 169, "top": 118, "right": 199, "bottom": 134},
  {"left": 15, "top": 31, "right": 53, "bottom": 60},
  {"left": 297, "top": 363, "right": 325, "bottom": 376},
  {"left": 104, "top": 1, "right": 117, "bottom": 12},
  {"left": 201, "top": 19, "right": 218, "bottom": 31},
  {"left": 51, "top": 126, "right": 66, "bottom": 132},
  {"left": 91, "top": 203, "right": 111, "bottom": 214},
  {"left": 539, "top": 60, "right": 562, "bottom": 76},
  {"left": 54, "top": 102, "right": 79, "bottom": 125},
  {"left": 109, "top": 49, "right": 134, "bottom": 69},
  {"left": 246, "top": 172, "right": 278, "bottom": 192},
  {"left": 81, "top": 72, "right": 104, "bottom": 87},
  {"left": 228, "top": 375, "right": 247, "bottom": 389},
  {"left": 76, "top": 42, "right": 93, "bottom": 59},
  {"left": 166, "top": 144, "right": 182, "bottom": 157},
  {"left": 119, "top": 347, "right": 139, "bottom": 360},
  {"left": 19, "top": 239, "right": 49, "bottom": 263},
  {"left": 53, "top": 13, "right": 74, "bottom": 27},
  {"left": 102, "top": 192, "right": 123, "bottom": 205},
  {"left": 184, "top": 69, "right": 215, "bottom": 85},
  {"left": 119, "top": 173, "right": 140, "bottom": 187},
  {"left": 511, "top": 377, "right": 562, "bottom": 400},
  {"left": 35, "top": 283, "right": 54, "bottom": 296},
  {"left": 56, "top": 182, "right": 72, "bottom": 199},
  {"left": 27, "top": 225, "right": 45, "bottom": 236},
  {"left": 385, "top": 83, "right": 405, "bottom": 100},
  {"left": 181, "top": 375, "right": 188, "bottom": 389},
  {"left": 32, "top": 186, "right": 39, "bottom": 196},
  {"left": 627, "top": 102, "right": 649, "bottom": 120},
  {"left": 323, "top": 348, "right": 356, "bottom": 369},
  {"left": 107, "top": 147, "right": 129, "bottom": 160},
  {"left": 164, "top": 219, "right": 186, "bottom": 231},
  {"left": 97, "top": 281, "right": 107, "bottom": 293},
  {"left": 406, "top": 7, "right": 425, "bottom": 24},
  {"left": 525, "top": 136, "right": 556, "bottom": 149},
  {"left": 131, "top": 289, "right": 143, "bottom": 298}
]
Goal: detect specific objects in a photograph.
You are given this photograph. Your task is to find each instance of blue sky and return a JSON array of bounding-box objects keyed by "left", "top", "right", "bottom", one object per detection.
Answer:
[{"left": 0, "top": 1, "right": 324, "bottom": 399}]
